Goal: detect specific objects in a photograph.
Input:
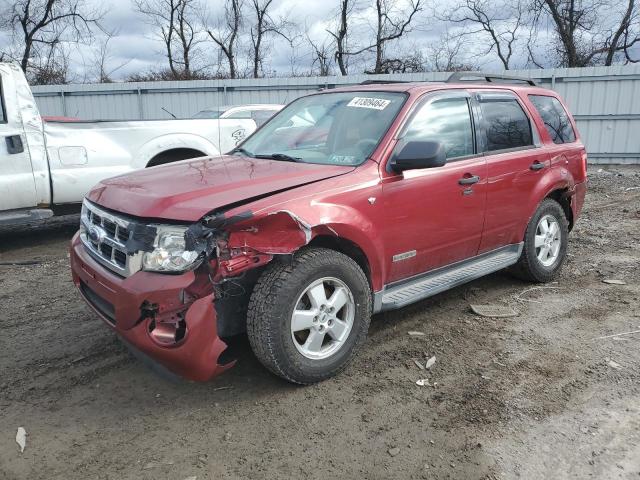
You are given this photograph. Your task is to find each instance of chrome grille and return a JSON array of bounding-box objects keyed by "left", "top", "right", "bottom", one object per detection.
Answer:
[{"left": 79, "top": 201, "right": 143, "bottom": 277}]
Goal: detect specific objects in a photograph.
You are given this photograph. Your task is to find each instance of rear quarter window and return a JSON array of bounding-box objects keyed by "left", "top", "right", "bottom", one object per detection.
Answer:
[
  {"left": 479, "top": 97, "right": 533, "bottom": 151},
  {"left": 528, "top": 95, "right": 576, "bottom": 144}
]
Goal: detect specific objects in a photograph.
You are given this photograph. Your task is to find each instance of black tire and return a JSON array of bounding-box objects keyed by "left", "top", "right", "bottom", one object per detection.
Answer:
[
  {"left": 246, "top": 247, "right": 372, "bottom": 384},
  {"left": 511, "top": 198, "right": 569, "bottom": 283}
]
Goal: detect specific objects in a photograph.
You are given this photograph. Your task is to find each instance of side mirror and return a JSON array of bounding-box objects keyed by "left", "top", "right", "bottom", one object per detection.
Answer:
[{"left": 390, "top": 140, "right": 446, "bottom": 172}]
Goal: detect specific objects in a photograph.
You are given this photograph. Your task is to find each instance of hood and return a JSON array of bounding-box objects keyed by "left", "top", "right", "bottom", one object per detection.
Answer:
[{"left": 87, "top": 155, "right": 354, "bottom": 221}]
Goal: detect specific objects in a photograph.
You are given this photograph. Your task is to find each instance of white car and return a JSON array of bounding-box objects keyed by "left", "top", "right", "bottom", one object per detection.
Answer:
[
  {"left": 193, "top": 104, "right": 284, "bottom": 127},
  {"left": 0, "top": 62, "right": 260, "bottom": 225}
]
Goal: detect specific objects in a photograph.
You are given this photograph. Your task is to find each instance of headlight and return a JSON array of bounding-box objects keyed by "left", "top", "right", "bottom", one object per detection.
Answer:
[{"left": 142, "top": 227, "right": 201, "bottom": 273}]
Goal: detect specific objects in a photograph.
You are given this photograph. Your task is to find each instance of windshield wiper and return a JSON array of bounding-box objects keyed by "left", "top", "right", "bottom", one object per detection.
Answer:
[
  {"left": 231, "top": 147, "right": 255, "bottom": 157},
  {"left": 254, "top": 153, "right": 303, "bottom": 163}
]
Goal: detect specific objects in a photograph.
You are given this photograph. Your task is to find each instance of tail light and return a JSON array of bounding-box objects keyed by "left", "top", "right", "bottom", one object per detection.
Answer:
[{"left": 580, "top": 151, "right": 588, "bottom": 179}]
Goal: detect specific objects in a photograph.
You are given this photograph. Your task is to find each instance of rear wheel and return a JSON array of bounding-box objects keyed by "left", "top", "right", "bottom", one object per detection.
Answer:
[
  {"left": 246, "top": 247, "right": 371, "bottom": 384},
  {"left": 511, "top": 198, "right": 568, "bottom": 283}
]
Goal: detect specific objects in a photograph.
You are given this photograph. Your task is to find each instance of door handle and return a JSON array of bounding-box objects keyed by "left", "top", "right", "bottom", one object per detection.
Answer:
[
  {"left": 5, "top": 135, "right": 24, "bottom": 154},
  {"left": 530, "top": 161, "right": 545, "bottom": 171},
  {"left": 458, "top": 175, "right": 480, "bottom": 185}
]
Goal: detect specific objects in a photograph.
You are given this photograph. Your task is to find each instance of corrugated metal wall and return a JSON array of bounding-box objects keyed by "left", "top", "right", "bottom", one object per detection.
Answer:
[{"left": 31, "top": 66, "right": 640, "bottom": 164}]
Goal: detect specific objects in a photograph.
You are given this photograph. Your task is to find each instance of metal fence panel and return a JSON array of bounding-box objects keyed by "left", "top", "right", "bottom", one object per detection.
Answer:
[{"left": 30, "top": 65, "right": 640, "bottom": 164}]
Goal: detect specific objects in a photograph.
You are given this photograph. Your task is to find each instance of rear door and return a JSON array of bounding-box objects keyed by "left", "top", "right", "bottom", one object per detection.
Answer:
[
  {"left": 472, "top": 90, "right": 550, "bottom": 254},
  {"left": 381, "top": 90, "right": 487, "bottom": 283},
  {"left": 0, "top": 71, "right": 37, "bottom": 210}
]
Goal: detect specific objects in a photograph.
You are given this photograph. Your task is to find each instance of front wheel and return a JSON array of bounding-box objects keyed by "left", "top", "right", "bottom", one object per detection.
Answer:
[
  {"left": 246, "top": 247, "right": 372, "bottom": 384},
  {"left": 511, "top": 198, "right": 569, "bottom": 283}
]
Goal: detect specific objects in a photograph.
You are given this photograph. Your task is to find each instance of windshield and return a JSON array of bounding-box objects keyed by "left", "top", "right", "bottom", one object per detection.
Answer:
[
  {"left": 234, "top": 91, "right": 406, "bottom": 166},
  {"left": 193, "top": 109, "right": 223, "bottom": 119}
]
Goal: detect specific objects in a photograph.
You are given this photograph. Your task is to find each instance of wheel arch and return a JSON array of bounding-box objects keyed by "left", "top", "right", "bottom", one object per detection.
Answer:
[
  {"left": 130, "top": 133, "right": 219, "bottom": 169},
  {"left": 146, "top": 147, "right": 208, "bottom": 167},
  {"left": 306, "top": 235, "right": 373, "bottom": 290},
  {"left": 545, "top": 188, "right": 574, "bottom": 231}
]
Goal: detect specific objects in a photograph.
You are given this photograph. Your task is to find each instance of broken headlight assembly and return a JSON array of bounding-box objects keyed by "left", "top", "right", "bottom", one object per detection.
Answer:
[{"left": 143, "top": 226, "right": 202, "bottom": 273}]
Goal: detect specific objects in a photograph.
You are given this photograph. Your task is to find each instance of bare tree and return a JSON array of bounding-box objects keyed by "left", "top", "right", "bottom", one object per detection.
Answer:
[
  {"left": 88, "top": 30, "right": 132, "bottom": 83},
  {"left": 534, "top": 0, "right": 639, "bottom": 67},
  {"left": 207, "top": 0, "right": 243, "bottom": 79},
  {"left": 445, "top": 0, "right": 527, "bottom": 69},
  {"left": 368, "top": 0, "right": 423, "bottom": 74},
  {"left": 307, "top": 33, "right": 332, "bottom": 76},
  {"left": 1, "top": 0, "right": 102, "bottom": 78},
  {"left": 327, "top": 0, "right": 358, "bottom": 75},
  {"left": 428, "top": 32, "right": 479, "bottom": 71},
  {"left": 135, "top": 0, "right": 200, "bottom": 79},
  {"left": 248, "top": 0, "right": 293, "bottom": 78}
]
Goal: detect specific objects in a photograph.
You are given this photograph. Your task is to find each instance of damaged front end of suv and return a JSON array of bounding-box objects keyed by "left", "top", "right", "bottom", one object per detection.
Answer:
[
  {"left": 70, "top": 196, "right": 339, "bottom": 381},
  {"left": 70, "top": 88, "right": 407, "bottom": 382}
]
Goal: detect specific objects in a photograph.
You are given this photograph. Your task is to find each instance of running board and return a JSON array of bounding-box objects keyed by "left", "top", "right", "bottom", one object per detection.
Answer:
[
  {"left": 0, "top": 208, "right": 53, "bottom": 226},
  {"left": 374, "top": 243, "right": 523, "bottom": 313}
]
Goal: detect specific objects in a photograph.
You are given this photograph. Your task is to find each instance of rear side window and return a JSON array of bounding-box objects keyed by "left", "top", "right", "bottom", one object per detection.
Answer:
[
  {"left": 479, "top": 97, "right": 533, "bottom": 151},
  {"left": 528, "top": 95, "right": 576, "bottom": 144},
  {"left": 251, "top": 109, "right": 278, "bottom": 127},
  {"left": 403, "top": 97, "right": 475, "bottom": 159},
  {"left": 226, "top": 110, "right": 252, "bottom": 119}
]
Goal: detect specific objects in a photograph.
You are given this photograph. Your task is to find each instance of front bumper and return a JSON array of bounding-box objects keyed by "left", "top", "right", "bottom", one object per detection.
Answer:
[{"left": 70, "top": 232, "right": 233, "bottom": 381}]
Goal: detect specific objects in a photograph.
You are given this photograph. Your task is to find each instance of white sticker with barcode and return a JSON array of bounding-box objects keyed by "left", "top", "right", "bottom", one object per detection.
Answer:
[{"left": 347, "top": 97, "right": 391, "bottom": 110}]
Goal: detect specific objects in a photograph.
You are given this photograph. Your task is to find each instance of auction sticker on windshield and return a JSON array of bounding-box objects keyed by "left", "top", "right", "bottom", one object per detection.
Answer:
[{"left": 347, "top": 97, "right": 391, "bottom": 110}]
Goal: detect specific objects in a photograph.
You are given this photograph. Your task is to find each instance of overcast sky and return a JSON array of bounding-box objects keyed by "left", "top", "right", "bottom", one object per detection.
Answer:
[{"left": 0, "top": 0, "right": 637, "bottom": 83}]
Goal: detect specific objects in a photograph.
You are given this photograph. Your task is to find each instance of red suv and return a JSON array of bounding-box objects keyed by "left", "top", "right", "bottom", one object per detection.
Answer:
[{"left": 70, "top": 73, "right": 588, "bottom": 384}]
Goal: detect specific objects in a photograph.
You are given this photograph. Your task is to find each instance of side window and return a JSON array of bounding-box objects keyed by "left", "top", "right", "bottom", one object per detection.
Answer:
[
  {"left": 0, "top": 78, "right": 6, "bottom": 123},
  {"left": 226, "top": 110, "right": 252, "bottom": 119},
  {"left": 251, "top": 109, "right": 278, "bottom": 127},
  {"left": 528, "top": 95, "right": 576, "bottom": 144},
  {"left": 403, "top": 97, "right": 474, "bottom": 159},
  {"left": 479, "top": 97, "right": 533, "bottom": 151}
]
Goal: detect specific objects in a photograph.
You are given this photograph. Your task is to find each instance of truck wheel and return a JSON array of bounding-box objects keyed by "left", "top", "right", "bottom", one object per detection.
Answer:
[
  {"left": 246, "top": 247, "right": 371, "bottom": 384},
  {"left": 511, "top": 198, "right": 568, "bottom": 283}
]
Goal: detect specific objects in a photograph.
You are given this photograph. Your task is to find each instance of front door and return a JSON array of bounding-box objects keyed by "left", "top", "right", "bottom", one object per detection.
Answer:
[
  {"left": 381, "top": 91, "right": 487, "bottom": 284},
  {"left": 0, "top": 71, "right": 37, "bottom": 211}
]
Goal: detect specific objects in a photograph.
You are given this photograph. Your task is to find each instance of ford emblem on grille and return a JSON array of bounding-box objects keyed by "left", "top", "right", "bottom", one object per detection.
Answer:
[{"left": 88, "top": 225, "right": 107, "bottom": 244}]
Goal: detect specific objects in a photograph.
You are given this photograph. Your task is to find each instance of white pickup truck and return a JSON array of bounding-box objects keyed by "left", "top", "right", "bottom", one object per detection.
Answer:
[{"left": 0, "top": 62, "right": 258, "bottom": 225}]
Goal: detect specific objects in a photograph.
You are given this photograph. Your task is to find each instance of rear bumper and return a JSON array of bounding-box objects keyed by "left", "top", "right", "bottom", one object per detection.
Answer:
[
  {"left": 571, "top": 179, "right": 588, "bottom": 222},
  {"left": 70, "top": 232, "right": 233, "bottom": 381}
]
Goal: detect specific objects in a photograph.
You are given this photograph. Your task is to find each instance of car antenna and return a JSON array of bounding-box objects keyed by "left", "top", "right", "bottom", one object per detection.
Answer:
[{"left": 161, "top": 107, "right": 177, "bottom": 119}]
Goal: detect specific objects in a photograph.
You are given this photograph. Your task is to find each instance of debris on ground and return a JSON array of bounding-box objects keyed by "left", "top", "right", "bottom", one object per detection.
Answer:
[
  {"left": 602, "top": 279, "right": 627, "bottom": 285},
  {"left": 607, "top": 359, "right": 623, "bottom": 370},
  {"left": 408, "top": 331, "right": 426, "bottom": 336},
  {"left": 596, "top": 329, "right": 640, "bottom": 340},
  {"left": 425, "top": 356, "right": 436, "bottom": 369},
  {"left": 470, "top": 304, "right": 518, "bottom": 318},
  {"left": 412, "top": 359, "right": 425, "bottom": 370},
  {"left": 388, "top": 447, "right": 400, "bottom": 457},
  {"left": 15, "top": 427, "right": 26, "bottom": 453},
  {"left": 143, "top": 460, "right": 174, "bottom": 470},
  {"left": 416, "top": 379, "right": 432, "bottom": 387},
  {"left": 513, "top": 285, "right": 560, "bottom": 303},
  {"left": 224, "top": 432, "right": 232, "bottom": 441}
]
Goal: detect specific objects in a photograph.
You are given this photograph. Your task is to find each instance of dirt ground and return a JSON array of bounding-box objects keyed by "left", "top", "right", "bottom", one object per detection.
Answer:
[{"left": 1, "top": 166, "right": 639, "bottom": 480}]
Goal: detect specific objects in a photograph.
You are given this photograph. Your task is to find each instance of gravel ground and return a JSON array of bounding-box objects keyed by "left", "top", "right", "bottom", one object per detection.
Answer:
[{"left": 1, "top": 166, "right": 639, "bottom": 480}]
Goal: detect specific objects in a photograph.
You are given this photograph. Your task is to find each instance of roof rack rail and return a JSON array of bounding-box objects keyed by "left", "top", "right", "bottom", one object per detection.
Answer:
[
  {"left": 359, "top": 79, "right": 412, "bottom": 85},
  {"left": 446, "top": 72, "right": 537, "bottom": 86}
]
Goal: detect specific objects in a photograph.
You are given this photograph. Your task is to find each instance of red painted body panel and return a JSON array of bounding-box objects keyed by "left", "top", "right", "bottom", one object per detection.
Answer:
[
  {"left": 381, "top": 156, "right": 488, "bottom": 282},
  {"left": 87, "top": 156, "right": 355, "bottom": 221},
  {"left": 70, "top": 233, "right": 232, "bottom": 381},
  {"left": 70, "top": 81, "right": 588, "bottom": 382}
]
